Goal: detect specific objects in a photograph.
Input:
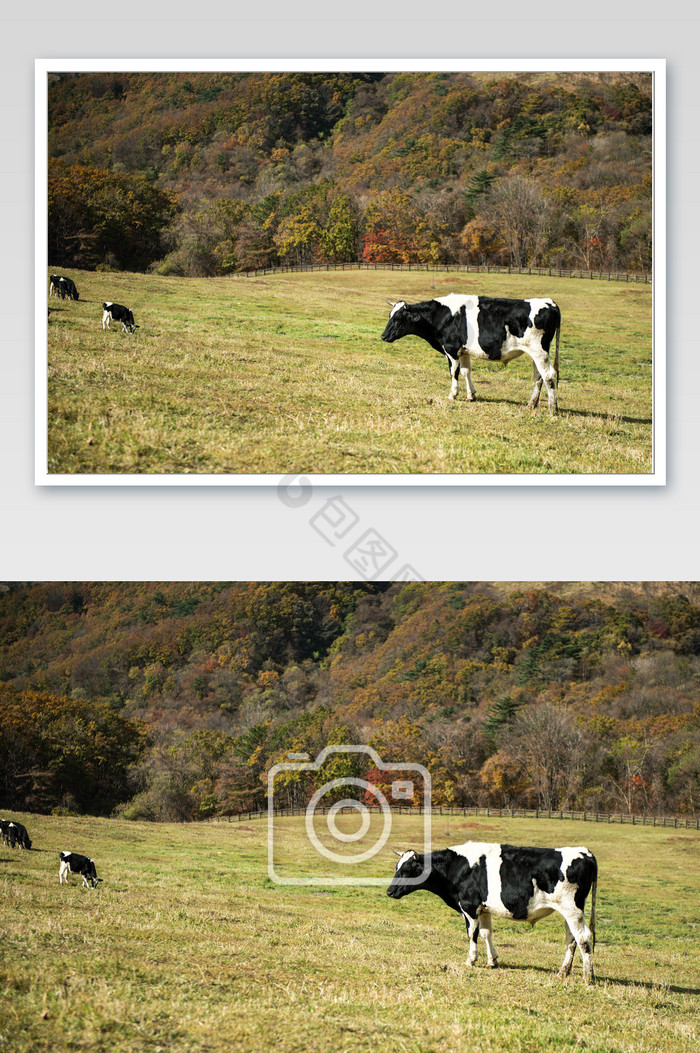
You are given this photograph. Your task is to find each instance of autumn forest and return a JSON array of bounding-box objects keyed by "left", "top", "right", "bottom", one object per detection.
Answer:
[
  {"left": 1, "top": 582, "right": 698, "bottom": 821},
  {"left": 47, "top": 70, "right": 653, "bottom": 276}
]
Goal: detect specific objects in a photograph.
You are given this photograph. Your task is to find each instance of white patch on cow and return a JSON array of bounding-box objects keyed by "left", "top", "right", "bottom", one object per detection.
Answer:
[
  {"left": 449, "top": 841, "right": 513, "bottom": 917},
  {"left": 528, "top": 297, "right": 556, "bottom": 317},
  {"left": 395, "top": 849, "right": 416, "bottom": 870},
  {"left": 434, "top": 292, "right": 476, "bottom": 317},
  {"left": 434, "top": 294, "right": 486, "bottom": 358},
  {"left": 389, "top": 301, "right": 406, "bottom": 319}
]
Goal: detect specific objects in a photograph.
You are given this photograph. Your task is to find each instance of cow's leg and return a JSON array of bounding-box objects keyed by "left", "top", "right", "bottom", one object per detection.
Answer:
[
  {"left": 461, "top": 352, "right": 476, "bottom": 401},
  {"left": 558, "top": 920, "right": 577, "bottom": 977},
  {"left": 461, "top": 909, "right": 480, "bottom": 966},
  {"left": 479, "top": 912, "right": 498, "bottom": 968},
  {"left": 446, "top": 354, "right": 461, "bottom": 400},
  {"left": 528, "top": 352, "right": 558, "bottom": 415},
  {"left": 528, "top": 361, "right": 544, "bottom": 409},
  {"left": 560, "top": 910, "right": 595, "bottom": 983}
]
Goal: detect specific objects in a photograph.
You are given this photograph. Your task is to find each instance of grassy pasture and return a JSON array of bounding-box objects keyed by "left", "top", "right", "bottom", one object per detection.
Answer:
[
  {"left": 1, "top": 811, "right": 697, "bottom": 1052},
  {"left": 45, "top": 269, "right": 653, "bottom": 476}
]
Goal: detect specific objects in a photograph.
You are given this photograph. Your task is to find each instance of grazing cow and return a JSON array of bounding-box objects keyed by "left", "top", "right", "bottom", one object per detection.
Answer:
[
  {"left": 59, "top": 276, "right": 79, "bottom": 300},
  {"left": 50, "top": 275, "right": 79, "bottom": 300},
  {"left": 59, "top": 851, "right": 100, "bottom": 889},
  {"left": 102, "top": 302, "right": 138, "bottom": 334},
  {"left": 2, "top": 820, "right": 32, "bottom": 849},
  {"left": 387, "top": 842, "right": 597, "bottom": 982},
  {"left": 381, "top": 294, "right": 561, "bottom": 414}
]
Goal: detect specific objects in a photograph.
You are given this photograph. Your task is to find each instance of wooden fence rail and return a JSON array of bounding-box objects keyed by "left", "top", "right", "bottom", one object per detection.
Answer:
[
  {"left": 238, "top": 261, "right": 651, "bottom": 284},
  {"left": 208, "top": 805, "right": 698, "bottom": 829}
]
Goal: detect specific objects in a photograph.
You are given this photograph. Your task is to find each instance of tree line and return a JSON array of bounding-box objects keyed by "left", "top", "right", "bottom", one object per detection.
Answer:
[
  {"left": 47, "top": 71, "right": 653, "bottom": 276},
  {"left": 1, "top": 583, "right": 697, "bottom": 821}
]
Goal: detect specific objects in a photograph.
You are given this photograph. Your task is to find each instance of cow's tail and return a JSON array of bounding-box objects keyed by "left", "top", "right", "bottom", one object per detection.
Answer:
[{"left": 554, "top": 308, "right": 561, "bottom": 389}]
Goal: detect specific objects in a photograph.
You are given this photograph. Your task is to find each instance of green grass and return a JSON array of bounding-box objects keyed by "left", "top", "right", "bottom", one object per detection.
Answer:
[
  {"left": 45, "top": 269, "right": 653, "bottom": 475},
  {"left": 1, "top": 812, "right": 697, "bottom": 1052}
]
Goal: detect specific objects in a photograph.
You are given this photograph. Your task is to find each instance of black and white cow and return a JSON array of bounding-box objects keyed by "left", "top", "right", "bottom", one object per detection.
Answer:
[
  {"left": 387, "top": 842, "right": 597, "bottom": 982},
  {"left": 381, "top": 294, "right": 561, "bottom": 414},
  {"left": 50, "top": 275, "right": 79, "bottom": 300},
  {"left": 102, "top": 302, "right": 138, "bottom": 334},
  {"left": 2, "top": 820, "right": 32, "bottom": 849},
  {"left": 59, "top": 276, "right": 79, "bottom": 300},
  {"left": 59, "top": 851, "right": 100, "bottom": 889}
]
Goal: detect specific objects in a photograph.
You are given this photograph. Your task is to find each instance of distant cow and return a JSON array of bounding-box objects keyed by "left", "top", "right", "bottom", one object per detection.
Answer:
[
  {"left": 2, "top": 820, "right": 32, "bottom": 849},
  {"left": 381, "top": 294, "right": 561, "bottom": 414},
  {"left": 50, "top": 275, "right": 79, "bottom": 300},
  {"left": 388, "top": 842, "right": 597, "bottom": 982},
  {"left": 59, "top": 276, "right": 79, "bottom": 300},
  {"left": 102, "top": 302, "right": 138, "bottom": 334},
  {"left": 59, "top": 851, "right": 100, "bottom": 888}
]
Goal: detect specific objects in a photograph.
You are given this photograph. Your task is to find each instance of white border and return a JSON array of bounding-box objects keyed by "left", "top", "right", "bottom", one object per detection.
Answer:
[{"left": 36, "top": 58, "right": 666, "bottom": 487}]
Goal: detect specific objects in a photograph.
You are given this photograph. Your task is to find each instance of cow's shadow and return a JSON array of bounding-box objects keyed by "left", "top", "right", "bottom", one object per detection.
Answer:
[
  {"left": 494, "top": 962, "right": 700, "bottom": 996},
  {"left": 458, "top": 393, "right": 652, "bottom": 427}
]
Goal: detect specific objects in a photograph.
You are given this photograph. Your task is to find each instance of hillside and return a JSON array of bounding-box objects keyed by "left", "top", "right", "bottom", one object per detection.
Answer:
[
  {"left": 47, "top": 70, "right": 653, "bottom": 275},
  {"left": 1, "top": 582, "right": 697, "bottom": 820}
]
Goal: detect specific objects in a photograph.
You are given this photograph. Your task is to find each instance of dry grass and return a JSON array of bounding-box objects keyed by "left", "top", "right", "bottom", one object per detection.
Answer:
[
  {"left": 1, "top": 811, "right": 697, "bottom": 1052},
  {"left": 45, "top": 269, "right": 653, "bottom": 476}
]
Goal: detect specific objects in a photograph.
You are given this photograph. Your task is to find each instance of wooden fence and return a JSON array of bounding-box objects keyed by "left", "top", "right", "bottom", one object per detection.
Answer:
[
  {"left": 210, "top": 804, "right": 699, "bottom": 830},
  {"left": 239, "top": 261, "right": 651, "bottom": 284}
]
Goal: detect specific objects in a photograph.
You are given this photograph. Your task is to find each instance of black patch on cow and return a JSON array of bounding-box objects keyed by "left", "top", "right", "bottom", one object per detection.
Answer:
[
  {"left": 565, "top": 853, "right": 597, "bottom": 912},
  {"left": 452, "top": 853, "right": 488, "bottom": 920},
  {"left": 532, "top": 303, "right": 560, "bottom": 354},
  {"left": 499, "top": 846, "right": 564, "bottom": 920},
  {"left": 475, "top": 298, "right": 532, "bottom": 360}
]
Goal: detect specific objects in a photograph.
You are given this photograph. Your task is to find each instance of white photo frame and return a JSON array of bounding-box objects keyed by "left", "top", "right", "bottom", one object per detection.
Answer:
[{"left": 36, "top": 58, "right": 665, "bottom": 486}]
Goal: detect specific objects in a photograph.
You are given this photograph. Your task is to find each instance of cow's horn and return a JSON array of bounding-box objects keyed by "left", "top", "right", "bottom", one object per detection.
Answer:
[{"left": 386, "top": 300, "right": 397, "bottom": 307}]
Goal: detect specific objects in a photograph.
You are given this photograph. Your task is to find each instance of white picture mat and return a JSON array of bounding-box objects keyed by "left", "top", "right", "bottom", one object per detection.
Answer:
[{"left": 35, "top": 57, "right": 666, "bottom": 487}]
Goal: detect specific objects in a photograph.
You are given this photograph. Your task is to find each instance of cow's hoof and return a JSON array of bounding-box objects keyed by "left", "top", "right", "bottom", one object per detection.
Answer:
[
  {"left": 449, "top": 394, "right": 457, "bottom": 401},
  {"left": 466, "top": 959, "right": 476, "bottom": 969},
  {"left": 487, "top": 961, "right": 498, "bottom": 969}
]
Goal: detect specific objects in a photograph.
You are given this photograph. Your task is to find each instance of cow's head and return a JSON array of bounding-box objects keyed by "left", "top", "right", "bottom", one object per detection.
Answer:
[
  {"left": 386, "top": 849, "right": 430, "bottom": 899},
  {"left": 381, "top": 300, "right": 411, "bottom": 343},
  {"left": 127, "top": 322, "right": 140, "bottom": 334}
]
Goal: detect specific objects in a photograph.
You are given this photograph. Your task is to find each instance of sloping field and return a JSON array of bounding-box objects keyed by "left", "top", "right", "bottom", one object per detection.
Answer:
[
  {"left": 45, "top": 269, "right": 653, "bottom": 476},
  {"left": 1, "top": 811, "right": 697, "bottom": 1052}
]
